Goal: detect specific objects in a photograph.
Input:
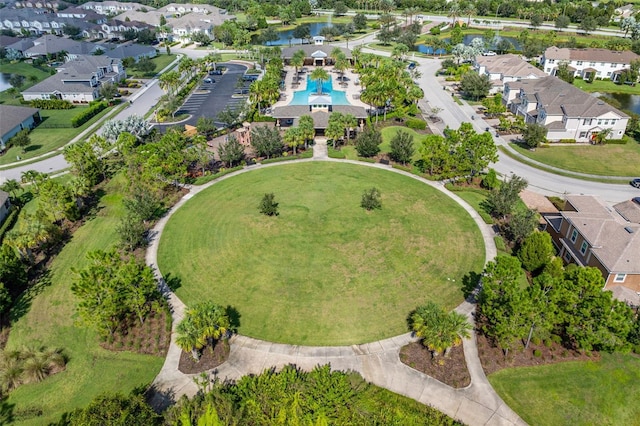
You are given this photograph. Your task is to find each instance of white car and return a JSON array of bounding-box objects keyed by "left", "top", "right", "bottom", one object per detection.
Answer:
[{"left": 483, "top": 51, "right": 497, "bottom": 56}]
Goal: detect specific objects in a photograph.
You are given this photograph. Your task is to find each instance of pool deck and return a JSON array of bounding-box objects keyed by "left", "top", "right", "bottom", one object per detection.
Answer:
[{"left": 273, "top": 65, "right": 370, "bottom": 110}]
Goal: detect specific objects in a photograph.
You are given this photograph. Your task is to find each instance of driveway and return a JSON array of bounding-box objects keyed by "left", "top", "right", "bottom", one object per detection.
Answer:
[{"left": 156, "top": 63, "right": 248, "bottom": 130}]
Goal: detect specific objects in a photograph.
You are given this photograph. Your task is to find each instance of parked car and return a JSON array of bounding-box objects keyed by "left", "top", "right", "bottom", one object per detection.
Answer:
[
  {"left": 204, "top": 78, "right": 214, "bottom": 83},
  {"left": 633, "top": 197, "right": 640, "bottom": 204},
  {"left": 631, "top": 178, "right": 640, "bottom": 188},
  {"left": 408, "top": 62, "right": 416, "bottom": 70},
  {"left": 209, "top": 69, "right": 223, "bottom": 75},
  {"left": 482, "top": 51, "right": 497, "bottom": 56}
]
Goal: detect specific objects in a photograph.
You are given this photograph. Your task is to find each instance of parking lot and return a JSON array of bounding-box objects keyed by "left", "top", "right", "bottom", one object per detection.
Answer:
[{"left": 157, "top": 62, "right": 250, "bottom": 130}]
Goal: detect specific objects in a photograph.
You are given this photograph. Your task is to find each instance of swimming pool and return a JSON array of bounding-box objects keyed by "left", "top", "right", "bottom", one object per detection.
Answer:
[{"left": 290, "top": 75, "right": 349, "bottom": 106}]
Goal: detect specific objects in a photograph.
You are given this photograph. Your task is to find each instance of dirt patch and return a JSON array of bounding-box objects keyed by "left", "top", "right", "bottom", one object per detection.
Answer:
[
  {"left": 101, "top": 308, "right": 172, "bottom": 356},
  {"left": 400, "top": 342, "right": 471, "bottom": 388},
  {"left": 476, "top": 333, "right": 599, "bottom": 376},
  {"left": 178, "top": 339, "right": 230, "bottom": 374}
]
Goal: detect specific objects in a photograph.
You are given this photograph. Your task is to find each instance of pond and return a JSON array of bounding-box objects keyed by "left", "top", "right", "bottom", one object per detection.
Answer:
[
  {"left": 255, "top": 22, "right": 335, "bottom": 46},
  {"left": 0, "top": 73, "right": 13, "bottom": 92},
  {"left": 604, "top": 92, "right": 640, "bottom": 115},
  {"left": 416, "top": 34, "right": 521, "bottom": 55}
]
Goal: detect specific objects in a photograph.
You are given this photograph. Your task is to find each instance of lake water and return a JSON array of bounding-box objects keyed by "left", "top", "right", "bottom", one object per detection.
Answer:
[
  {"left": 417, "top": 34, "right": 521, "bottom": 54},
  {"left": 258, "top": 22, "right": 335, "bottom": 46},
  {"left": 0, "top": 73, "right": 13, "bottom": 92},
  {"left": 605, "top": 92, "right": 640, "bottom": 115}
]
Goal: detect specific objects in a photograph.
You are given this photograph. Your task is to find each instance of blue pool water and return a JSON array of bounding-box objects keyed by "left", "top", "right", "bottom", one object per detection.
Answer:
[{"left": 290, "top": 75, "right": 349, "bottom": 106}]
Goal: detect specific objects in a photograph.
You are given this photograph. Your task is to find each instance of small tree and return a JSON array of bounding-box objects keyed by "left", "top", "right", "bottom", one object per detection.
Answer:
[
  {"left": 10, "top": 129, "right": 31, "bottom": 153},
  {"left": 389, "top": 130, "right": 415, "bottom": 165},
  {"left": 218, "top": 134, "right": 244, "bottom": 167},
  {"left": 354, "top": 126, "right": 382, "bottom": 158},
  {"left": 488, "top": 174, "right": 528, "bottom": 219},
  {"left": 99, "top": 83, "right": 118, "bottom": 100},
  {"left": 555, "top": 61, "right": 575, "bottom": 84},
  {"left": 522, "top": 123, "right": 547, "bottom": 148},
  {"left": 482, "top": 168, "right": 499, "bottom": 190},
  {"left": 518, "top": 231, "right": 555, "bottom": 274},
  {"left": 196, "top": 116, "right": 216, "bottom": 138},
  {"left": 361, "top": 187, "right": 382, "bottom": 211},
  {"left": 259, "top": 193, "right": 279, "bottom": 216},
  {"left": 506, "top": 208, "right": 538, "bottom": 245},
  {"left": 460, "top": 72, "right": 491, "bottom": 100},
  {"left": 135, "top": 56, "right": 156, "bottom": 74}
]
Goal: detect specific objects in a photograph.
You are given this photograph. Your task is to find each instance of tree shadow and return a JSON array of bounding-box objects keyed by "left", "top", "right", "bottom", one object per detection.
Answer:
[
  {"left": 226, "top": 305, "right": 241, "bottom": 332},
  {"left": 461, "top": 271, "right": 483, "bottom": 303},
  {"left": 9, "top": 270, "right": 52, "bottom": 324},
  {"left": 24, "top": 144, "right": 42, "bottom": 153},
  {"left": 0, "top": 397, "right": 14, "bottom": 425},
  {"left": 162, "top": 273, "right": 182, "bottom": 292},
  {"left": 145, "top": 382, "right": 176, "bottom": 413}
]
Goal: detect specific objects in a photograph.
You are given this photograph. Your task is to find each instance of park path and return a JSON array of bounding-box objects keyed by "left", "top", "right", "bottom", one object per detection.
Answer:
[{"left": 146, "top": 158, "right": 526, "bottom": 426}]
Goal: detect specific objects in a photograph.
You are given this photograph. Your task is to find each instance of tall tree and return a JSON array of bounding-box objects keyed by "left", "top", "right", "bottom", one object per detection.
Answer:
[
  {"left": 487, "top": 174, "right": 528, "bottom": 219},
  {"left": 354, "top": 126, "right": 382, "bottom": 157},
  {"left": 325, "top": 112, "right": 345, "bottom": 149},
  {"left": 218, "top": 134, "right": 245, "bottom": 167},
  {"left": 389, "top": 129, "right": 414, "bottom": 165}
]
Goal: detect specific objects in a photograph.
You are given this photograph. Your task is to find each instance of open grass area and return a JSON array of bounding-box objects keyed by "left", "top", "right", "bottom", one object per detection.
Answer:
[
  {"left": 574, "top": 78, "right": 640, "bottom": 95},
  {"left": 0, "top": 62, "right": 52, "bottom": 106},
  {"left": 0, "top": 105, "right": 114, "bottom": 166},
  {"left": 127, "top": 53, "right": 177, "bottom": 78},
  {"left": 489, "top": 352, "right": 640, "bottom": 426},
  {"left": 5, "top": 174, "right": 163, "bottom": 425},
  {"left": 158, "top": 162, "right": 484, "bottom": 346},
  {"left": 447, "top": 188, "right": 493, "bottom": 224},
  {"left": 509, "top": 142, "right": 640, "bottom": 177},
  {"left": 339, "top": 126, "right": 426, "bottom": 161}
]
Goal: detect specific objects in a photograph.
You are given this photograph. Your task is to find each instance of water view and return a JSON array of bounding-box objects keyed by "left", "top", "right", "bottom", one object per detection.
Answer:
[
  {"left": 290, "top": 75, "right": 349, "bottom": 106},
  {"left": 0, "top": 73, "right": 13, "bottom": 92},
  {"left": 259, "top": 22, "right": 334, "bottom": 46},
  {"left": 417, "top": 34, "right": 521, "bottom": 54},
  {"left": 605, "top": 92, "right": 640, "bottom": 115}
]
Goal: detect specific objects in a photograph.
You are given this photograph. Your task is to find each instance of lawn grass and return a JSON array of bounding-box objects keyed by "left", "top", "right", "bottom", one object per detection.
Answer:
[
  {"left": 127, "top": 53, "right": 177, "bottom": 78},
  {"left": 574, "top": 78, "right": 640, "bottom": 95},
  {"left": 509, "top": 142, "right": 640, "bottom": 177},
  {"left": 448, "top": 188, "right": 493, "bottom": 224},
  {"left": 158, "top": 162, "right": 484, "bottom": 346},
  {"left": 338, "top": 126, "right": 426, "bottom": 161},
  {"left": 5, "top": 173, "right": 163, "bottom": 425},
  {"left": 489, "top": 352, "right": 640, "bottom": 426},
  {"left": 0, "top": 106, "right": 114, "bottom": 166},
  {"left": 0, "top": 62, "right": 52, "bottom": 106}
]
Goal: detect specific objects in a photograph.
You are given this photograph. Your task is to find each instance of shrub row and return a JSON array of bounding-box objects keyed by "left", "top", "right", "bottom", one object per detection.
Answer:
[
  {"left": 604, "top": 138, "right": 627, "bottom": 144},
  {"left": 557, "top": 138, "right": 576, "bottom": 144},
  {"left": 29, "top": 99, "right": 73, "bottom": 109},
  {"left": 406, "top": 118, "right": 427, "bottom": 130},
  {"left": 0, "top": 207, "right": 20, "bottom": 244},
  {"left": 70, "top": 101, "right": 107, "bottom": 128}
]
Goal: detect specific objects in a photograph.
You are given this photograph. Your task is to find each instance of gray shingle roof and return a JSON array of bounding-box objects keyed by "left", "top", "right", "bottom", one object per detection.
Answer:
[
  {"left": 103, "top": 44, "right": 156, "bottom": 60},
  {"left": 25, "top": 35, "right": 99, "bottom": 56},
  {"left": 475, "top": 54, "right": 546, "bottom": 79},
  {"left": 281, "top": 45, "right": 352, "bottom": 59},
  {"left": 0, "top": 105, "right": 40, "bottom": 139},
  {"left": 544, "top": 46, "right": 639, "bottom": 64}
]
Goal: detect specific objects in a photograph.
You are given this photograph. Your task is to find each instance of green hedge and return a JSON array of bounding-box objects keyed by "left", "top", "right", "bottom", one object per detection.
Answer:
[
  {"left": 0, "top": 207, "right": 20, "bottom": 244},
  {"left": 29, "top": 99, "right": 73, "bottom": 109},
  {"left": 70, "top": 101, "right": 107, "bottom": 127},
  {"left": 604, "top": 138, "right": 627, "bottom": 145},
  {"left": 406, "top": 118, "right": 427, "bottom": 130},
  {"left": 557, "top": 138, "right": 576, "bottom": 144}
]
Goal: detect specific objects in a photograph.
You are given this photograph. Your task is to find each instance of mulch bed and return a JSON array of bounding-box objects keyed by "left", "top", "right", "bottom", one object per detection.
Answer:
[
  {"left": 101, "top": 308, "right": 171, "bottom": 356},
  {"left": 476, "top": 333, "right": 599, "bottom": 376},
  {"left": 400, "top": 342, "right": 471, "bottom": 388},
  {"left": 178, "top": 339, "right": 230, "bottom": 374}
]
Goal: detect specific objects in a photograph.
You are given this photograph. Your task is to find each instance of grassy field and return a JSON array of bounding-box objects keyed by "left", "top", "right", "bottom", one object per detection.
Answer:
[
  {"left": 574, "top": 78, "right": 640, "bottom": 95},
  {"left": 448, "top": 188, "right": 493, "bottom": 224},
  {"left": 339, "top": 126, "right": 426, "bottom": 161},
  {"left": 127, "top": 53, "right": 177, "bottom": 78},
  {"left": 0, "top": 106, "right": 114, "bottom": 166},
  {"left": 0, "top": 62, "right": 52, "bottom": 106},
  {"left": 5, "top": 174, "right": 163, "bottom": 425},
  {"left": 158, "top": 162, "right": 484, "bottom": 346},
  {"left": 510, "top": 142, "right": 640, "bottom": 177},
  {"left": 489, "top": 353, "right": 640, "bottom": 426}
]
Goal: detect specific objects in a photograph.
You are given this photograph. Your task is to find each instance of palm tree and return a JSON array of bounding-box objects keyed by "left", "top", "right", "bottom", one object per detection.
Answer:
[
  {"left": 330, "top": 47, "right": 344, "bottom": 65},
  {"left": 298, "top": 115, "right": 315, "bottom": 148},
  {"left": 463, "top": 4, "right": 476, "bottom": 26},
  {"left": 410, "top": 302, "right": 471, "bottom": 358},
  {"left": 176, "top": 316, "right": 204, "bottom": 361},
  {"left": 159, "top": 71, "right": 180, "bottom": 96},
  {"left": 343, "top": 114, "right": 358, "bottom": 145},
  {"left": 334, "top": 55, "right": 349, "bottom": 82},
  {"left": 391, "top": 43, "right": 409, "bottom": 62},
  {"left": 1, "top": 179, "right": 22, "bottom": 201},
  {"left": 593, "top": 128, "right": 612, "bottom": 144},
  {"left": 191, "top": 302, "right": 230, "bottom": 349},
  {"left": 291, "top": 50, "right": 305, "bottom": 82},
  {"left": 310, "top": 68, "right": 329, "bottom": 95},
  {"left": 326, "top": 112, "right": 345, "bottom": 149},
  {"left": 448, "top": 1, "right": 461, "bottom": 25},
  {"left": 443, "top": 312, "right": 472, "bottom": 357},
  {"left": 283, "top": 126, "right": 304, "bottom": 155}
]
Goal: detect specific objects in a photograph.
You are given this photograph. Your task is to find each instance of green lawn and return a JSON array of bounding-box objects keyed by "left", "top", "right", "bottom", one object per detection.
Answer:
[
  {"left": 5, "top": 174, "right": 163, "bottom": 425},
  {"left": 127, "top": 53, "right": 177, "bottom": 78},
  {"left": 339, "top": 126, "right": 426, "bottom": 161},
  {"left": 158, "top": 162, "right": 484, "bottom": 346},
  {"left": 0, "top": 62, "right": 52, "bottom": 105},
  {"left": 489, "top": 353, "right": 640, "bottom": 426},
  {"left": 0, "top": 106, "right": 116, "bottom": 166},
  {"left": 574, "top": 78, "right": 640, "bottom": 95},
  {"left": 510, "top": 142, "right": 640, "bottom": 177},
  {"left": 448, "top": 188, "right": 493, "bottom": 224}
]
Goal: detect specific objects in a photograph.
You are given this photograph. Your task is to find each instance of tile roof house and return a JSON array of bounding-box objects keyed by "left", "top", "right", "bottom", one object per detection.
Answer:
[
  {"left": 503, "top": 76, "right": 629, "bottom": 142},
  {"left": 0, "top": 105, "right": 41, "bottom": 149},
  {"left": 21, "top": 55, "right": 126, "bottom": 103},
  {"left": 542, "top": 47, "right": 640, "bottom": 82},
  {"left": 544, "top": 195, "right": 640, "bottom": 292},
  {"left": 474, "top": 54, "right": 547, "bottom": 93}
]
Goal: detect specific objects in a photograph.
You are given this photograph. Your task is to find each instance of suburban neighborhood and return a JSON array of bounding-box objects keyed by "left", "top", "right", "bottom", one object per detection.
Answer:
[{"left": 0, "top": 0, "right": 639, "bottom": 424}]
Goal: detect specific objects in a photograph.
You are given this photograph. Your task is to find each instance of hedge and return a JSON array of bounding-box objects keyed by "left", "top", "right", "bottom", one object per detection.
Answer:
[
  {"left": 0, "top": 207, "right": 20, "bottom": 244},
  {"left": 406, "top": 118, "right": 427, "bottom": 130},
  {"left": 29, "top": 99, "right": 73, "bottom": 110},
  {"left": 604, "top": 138, "right": 627, "bottom": 144},
  {"left": 70, "top": 101, "right": 107, "bottom": 128}
]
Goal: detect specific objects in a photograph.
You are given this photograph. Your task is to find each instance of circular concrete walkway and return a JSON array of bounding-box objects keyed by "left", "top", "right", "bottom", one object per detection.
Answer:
[{"left": 146, "top": 158, "right": 526, "bottom": 426}]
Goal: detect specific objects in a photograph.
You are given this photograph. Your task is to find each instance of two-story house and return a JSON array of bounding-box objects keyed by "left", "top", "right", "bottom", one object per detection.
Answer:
[
  {"left": 503, "top": 77, "right": 629, "bottom": 142},
  {"left": 22, "top": 55, "right": 126, "bottom": 103},
  {"left": 474, "top": 54, "right": 547, "bottom": 93},
  {"left": 544, "top": 195, "right": 640, "bottom": 292},
  {"left": 0, "top": 105, "right": 41, "bottom": 150},
  {"left": 23, "top": 35, "right": 103, "bottom": 58},
  {"left": 542, "top": 47, "right": 640, "bottom": 82},
  {"left": 81, "top": 1, "right": 153, "bottom": 16}
]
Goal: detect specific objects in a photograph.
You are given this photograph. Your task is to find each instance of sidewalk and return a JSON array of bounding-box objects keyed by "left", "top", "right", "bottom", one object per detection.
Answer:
[{"left": 146, "top": 158, "right": 525, "bottom": 425}]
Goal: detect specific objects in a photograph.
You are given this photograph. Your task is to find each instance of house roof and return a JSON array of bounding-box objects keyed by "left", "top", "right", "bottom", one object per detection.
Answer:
[
  {"left": 281, "top": 45, "right": 352, "bottom": 59},
  {"left": 475, "top": 54, "right": 547, "bottom": 79},
  {"left": 561, "top": 195, "right": 640, "bottom": 275},
  {"left": 544, "top": 46, "right": 640, "bottom": 64},
  {"left": 272, "top": 105, "right": 367, "bottom": 125},
  {"left": 0, "top": 105, "right": 40, "bottom": 138},
  {"left": 614, "top": 200, "right": 640, "bottom": 224},
  {"left": 25, "top": 35, "right": 99, "bottom": 56},
  {"left": 506, "top": 77, "right": 629, "bottom": 120},
  {"left": 104, "top": 44, "right": 156, "bottom": 59},
  {"left": 608, "top": 285, "right": 640, "bottom": 307},
  {"left": 0, "top": 35, "right": 21, "bottom": 48},
  {"left": 115, "top": 10, "right": 164, "bottom": 26}
]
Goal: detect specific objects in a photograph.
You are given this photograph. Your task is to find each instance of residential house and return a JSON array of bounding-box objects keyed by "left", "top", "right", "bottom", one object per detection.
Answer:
[
  {"left": 81, "top": 1, "right": 153, "bottom": 15},
  {"left": 23, "top": 34, "right": 102, "bottom": 58},
  {"left": 474, "top": 54, "right": 547, "bottom": 93},
  {"left": 21, "top": 55, "right": 126, "bottom": 103},
  {"left": 542, "top": 47, "right": 640, "bottom": 82},
  {"left": 4, "top": 38, "right": 35, "bottom": 58},
  {"left": 0, "top": 104, "right": 41, "bottom": 149},
  {"left": 0, "top": 8, "right": 70, "bottom": 35},
  {"left": 0, "top": 191, "right": 11, "bottom": 227},
  {"left": 56, "top": 6, "right": 105, "bottom": 23},
  {"left": 104, "top": 44, "right": 156, "bottom": 62},
  {"left": 13, "top": 1, "right": 63, "bottom": 10},
  {"left": 99, "top": 19, "right": 154, "bottom": 40},
  {"left": 503, "top": 77, "right": 629, "bottom": 142},
  {"left": 614, "top": 4, "right": 635, "bottom": 22},
  {"left": 544, "top": 195, "right": 640, "bottom": 292}
]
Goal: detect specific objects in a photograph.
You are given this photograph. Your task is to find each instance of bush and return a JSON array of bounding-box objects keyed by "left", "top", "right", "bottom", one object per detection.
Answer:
[
  {"left": 70, "top": 101, "right": 107, "bottom": 127},
  {"left": 481, "top": 169, "right": 499, "bottom": 190},
  {"left": 557, "top": 138, "right": 576, "bottom": 144},
  {"left": 405, "top": 118, "right": 427, "bottom": 130},
  {"left": 29, "top": 99, "right": 73, "bottom": 109},
  {"left": 361, "top": 187, "right": 382, "bottom": 211},
  {"left": 604, "top": 138, "right": 627, "bottom": 144},
  {"left": 259, "top": 193, "right": 279, "bottom": 216},
  {"left": 533, "top": 349, "right": 542, "bottom": 357}
]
